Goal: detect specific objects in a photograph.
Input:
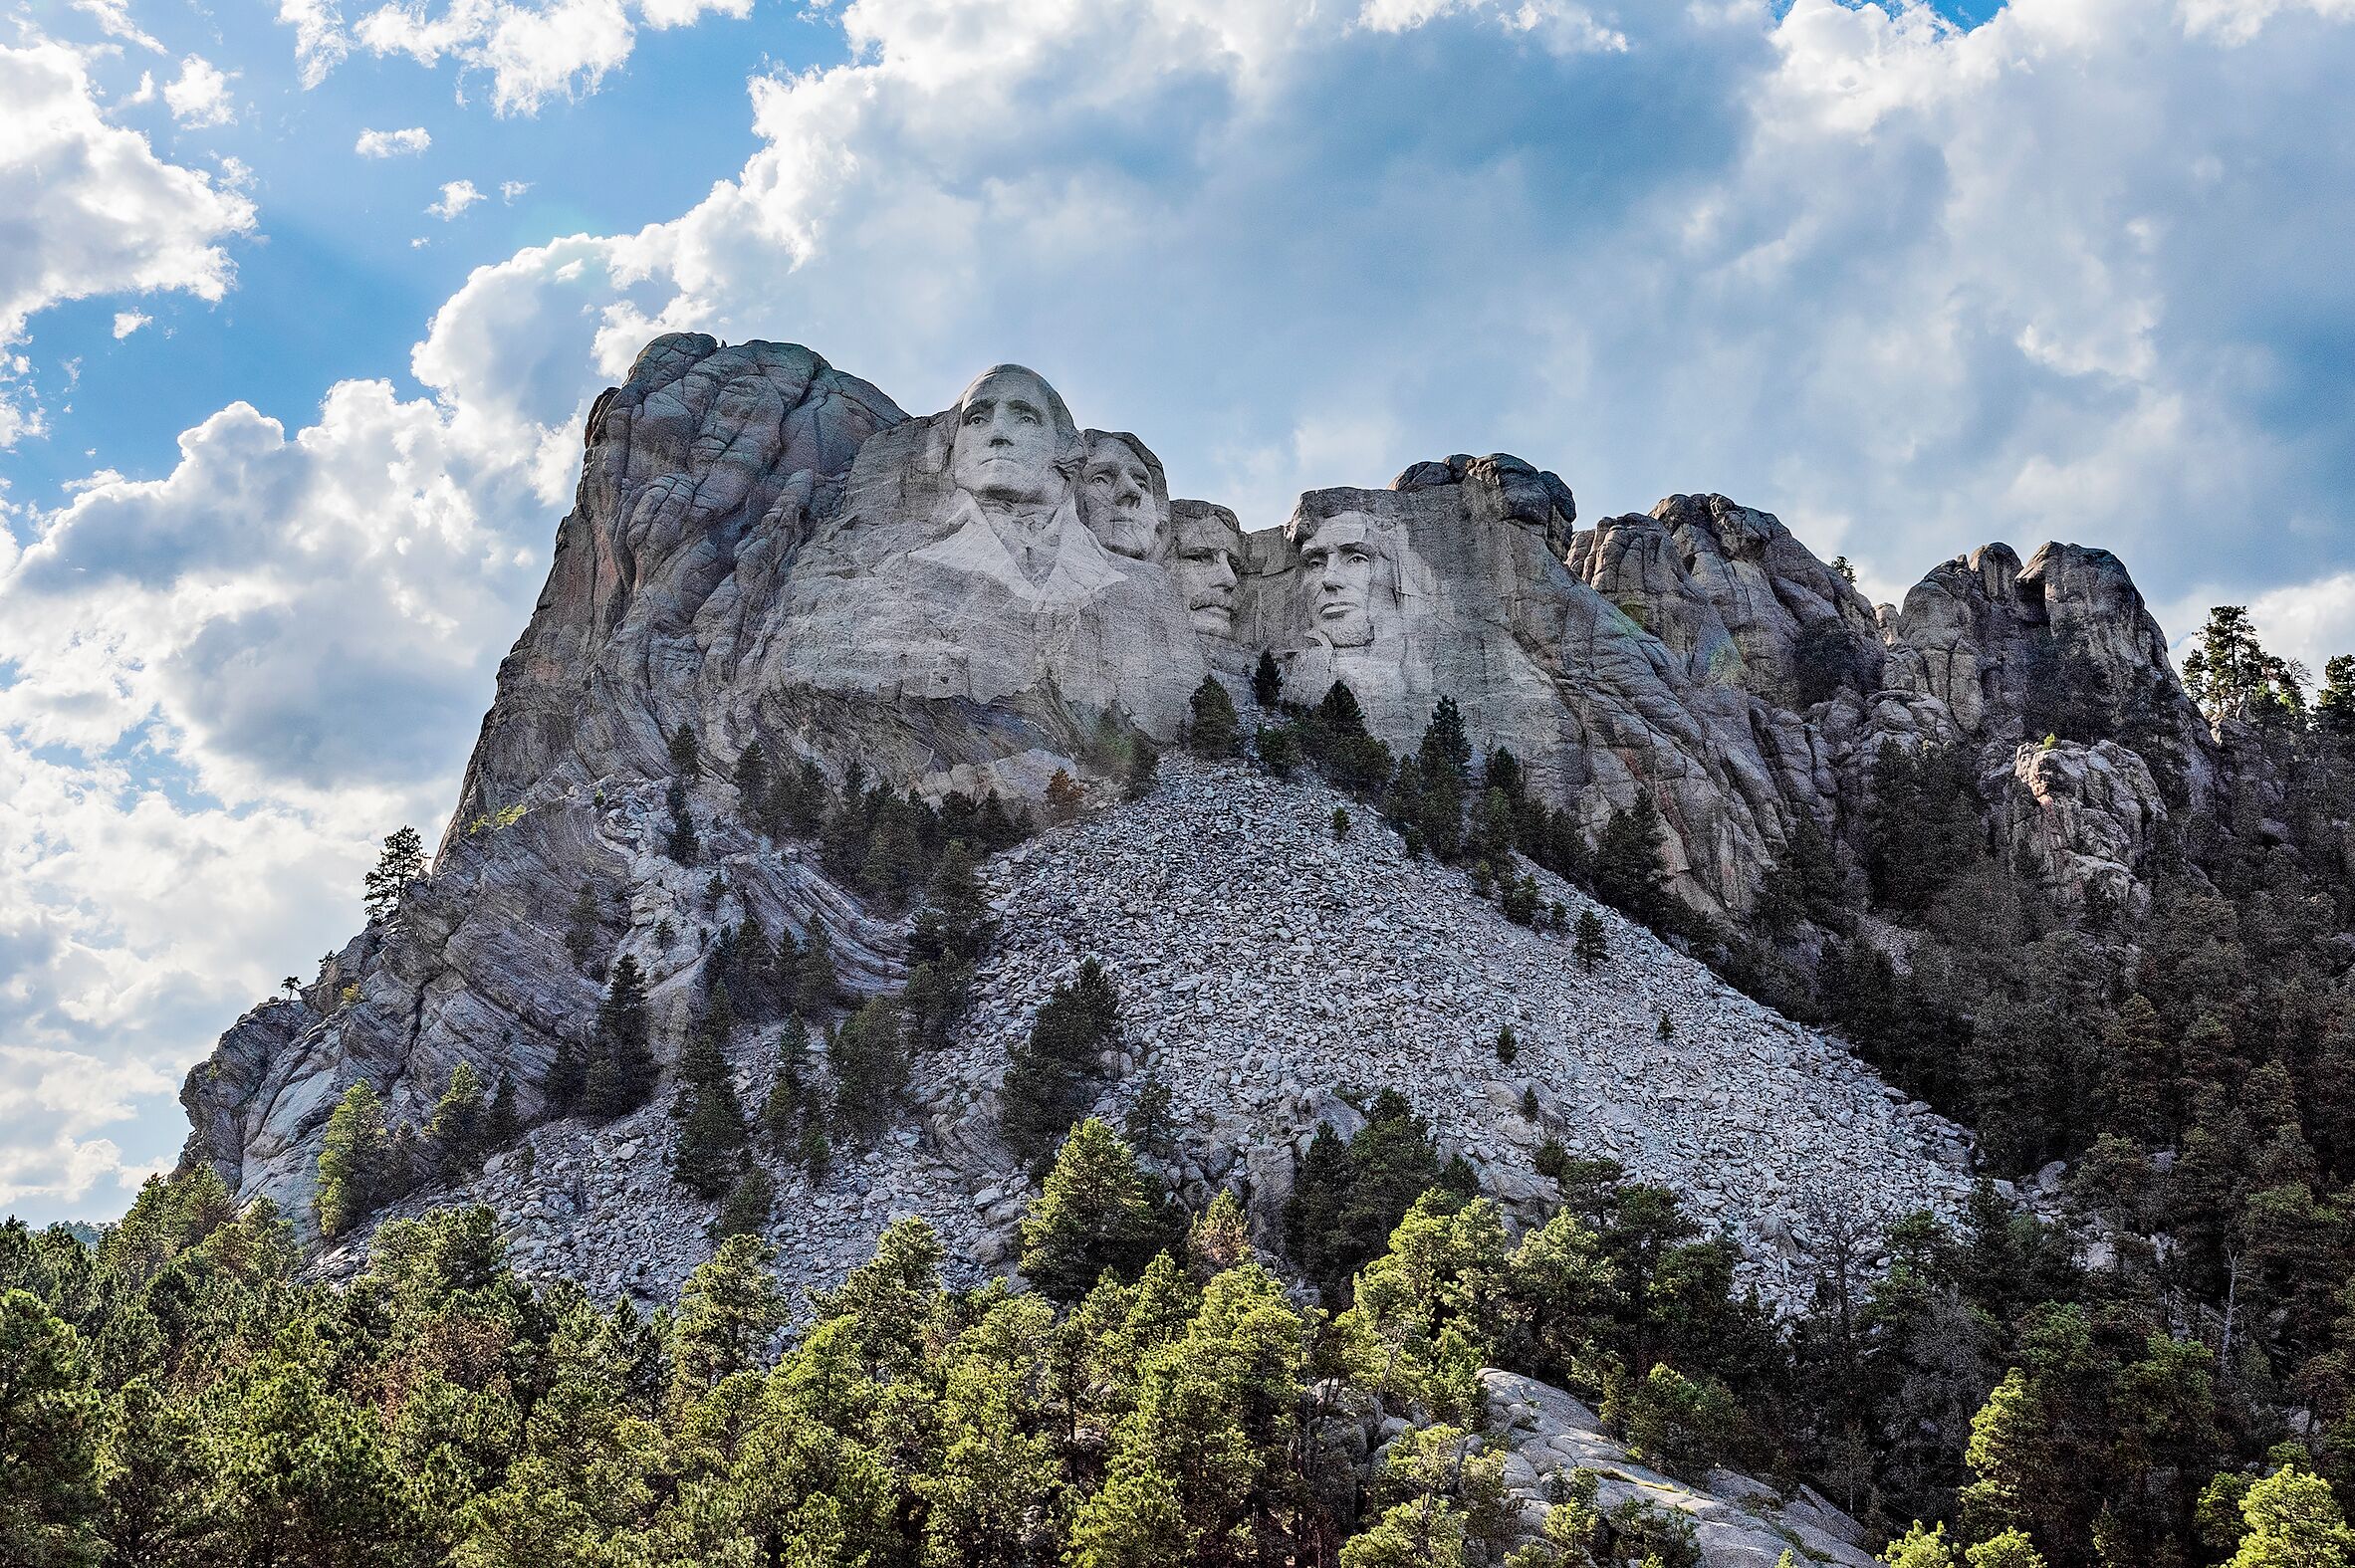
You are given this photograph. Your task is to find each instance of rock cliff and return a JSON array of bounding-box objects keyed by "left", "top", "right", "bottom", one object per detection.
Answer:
[{"left": 181, "top": 334, "right": 2218, "bottom": 1286}]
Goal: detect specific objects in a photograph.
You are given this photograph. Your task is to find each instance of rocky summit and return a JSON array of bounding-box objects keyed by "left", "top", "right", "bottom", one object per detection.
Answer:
[{"left": 181, "top": 335, "right": 2210, "bottom": 1296}]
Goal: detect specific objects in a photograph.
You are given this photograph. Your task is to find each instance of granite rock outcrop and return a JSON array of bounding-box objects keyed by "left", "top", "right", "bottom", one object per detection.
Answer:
[{"left": 179, "top": 334, "right": 2218, "bottom": 1267}]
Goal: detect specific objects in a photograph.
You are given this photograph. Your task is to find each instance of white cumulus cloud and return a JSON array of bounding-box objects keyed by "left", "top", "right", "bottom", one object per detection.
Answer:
[
  {"left": 427, "top": 178, "right": 483, "bottom": 219},
  {"left": 112, "top": 311, "right": 151, "bottom": 338},
  {"left": 355, "top": 124, "right": 433, "bottom": 156},
  {"left": 0, "top": 36, "right": 256, "bottom": 440},
  {"left": 163, "top": 54, "right": 237, "bottom": 127},
  {"left": 290, "top": 0, "right": 751, "bottom": 114}
]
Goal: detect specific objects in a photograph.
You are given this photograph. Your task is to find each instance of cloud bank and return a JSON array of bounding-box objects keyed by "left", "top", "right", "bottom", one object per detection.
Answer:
[{"left": 6, "top": 0, "right": 2355, "bottom": 1216}]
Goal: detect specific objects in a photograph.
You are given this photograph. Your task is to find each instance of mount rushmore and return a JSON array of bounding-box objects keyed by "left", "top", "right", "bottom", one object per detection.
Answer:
[{"left": 179, "top": 334, "right": 2218, "bottom": 1253}]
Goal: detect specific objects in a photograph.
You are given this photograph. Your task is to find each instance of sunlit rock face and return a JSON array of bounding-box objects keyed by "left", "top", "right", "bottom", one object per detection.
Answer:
[{"left": 178, "top": 334, "right": 2219, "bottom": 1238}]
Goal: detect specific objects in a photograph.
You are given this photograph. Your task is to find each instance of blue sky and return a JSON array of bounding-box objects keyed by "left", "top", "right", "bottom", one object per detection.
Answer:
[{"left": 1, "top": 0, "right": 2350, "bottom": 1223}]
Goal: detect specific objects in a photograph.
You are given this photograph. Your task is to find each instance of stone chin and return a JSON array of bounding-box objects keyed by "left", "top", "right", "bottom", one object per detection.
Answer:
[
  {"left": 1095, "top": 511, "right": 1161, "bottom": 560},
  {"left": 1316, "top": 599, "right": 1373, "bottom": 648}
]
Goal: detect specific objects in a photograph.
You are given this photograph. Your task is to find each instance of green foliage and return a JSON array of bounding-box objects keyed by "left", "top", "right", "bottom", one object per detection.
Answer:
[
  {"left": 1332, "top": 803, "right": 1352, "bottom": 838},
  {"left": 828, "top": 998, "right": 907, "bottom": 1144},
  {"left": 563, "top": 879, "right": 602, "bottom": 968},
  {"left": 1121, "top": 738, "right": 1159, "bottom": 802},
  {"left": 317, "top": 1078, "right": 393, "bottom": 1238},
  {"left": 1002, "top": 957, "right": 1122, "bottom": 1165},
  {"left": 1593, "top": 792, "right": 1674, "bottom": 929},
  {"left": 1188, "top": 676, "right": 1242, "bottom": 759},
  {"left": 670, "top": 985, "right": 748, "bottom": 1199},
  {"left": 0, "top": 1288, "right": 100, "bottom": 1565},
  {"left": 732, "top": 736, "right": 768, "bottom": 803},
  {"left": 1251, "top": 648, "right": 1283, "bottom": 709},
  {"left": 1863, "top": 742, "right": 1985, "bottom": 914},
  {"left": 1573, "top": 906, "right": 1608, "bottom": 972},
  {"left": 1286, "top": 1089, "right": 1475, "bottom": 1303},
  {"left": 671, "top": 1233, "right": 790, "bottom": 1394},
  {"left": 664, "top": 776, "right": 699, "bottom": 862},
  {"left": 2183, "top": 605, "right": 2308, "bottom": 725},
  {"left": 2227, "top": 1465, "right": 2355, "bottom": 1566},
  {"left": 425, "top": 1059, "right": 490, "bottom": 1185},
  {"left": 361, "top": 824, "right": 426, "bottom": 923},
  {"left": 796, "top": 921, "right": 840, "bottom": 1017},
  {"left": 1300, "top": 681, "right": 1395, "bottom": 796},
  {"left": 1018, "top": 1118, "right": 1170, "bottom": 1300},
  {"left": 583, "top": 954, "right": 656, "bottom": 1120}
]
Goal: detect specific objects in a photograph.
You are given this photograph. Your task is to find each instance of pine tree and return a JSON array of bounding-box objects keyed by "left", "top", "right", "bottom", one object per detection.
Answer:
[
  {"left": 797, "top": 923, "right": 839, "bottom": 1017},
  {"left": 317, "top": 1079, "right": 391, "bottom": 1237},
  {"left": 829, "top": 1000, "right": 907, "bottom": 1144},
  {"left": 1047, "top": 769, "right": 1085, "bottom": 825},
  {"left": 860, "top": 806, "right": 920, "bottom": 909},
  {"left": 2226, "top": 1465, "right": 2355, "bottom": 1566},
  {"left": 95, "top": 1374, "right": 220, "bottom": 1566},
  {"left": 1420, "top": 696, "right": 1472, "bottom": 785},
  {"left": 665, "top": 778, "right": 699, "bottom": 863},
  {"left": 2319, "top": 655, "right": 2355, "bottom": 737},
  {"left": 667, "top": 721, "right": 701, "bottom": 775},
  {"left": 584, "top": 955, "right": 655, "bottom": 1120},
  {"left": 543, "top": 1028, "right": 588, "bottom": 1115},
  {"left": 1002, "top": 958, "right": 1122, "bottom": 1164},
  {"left": 669, "top": 1233, "right": 787, "bottom": 1393},
  {"left": 1122, "top": 1067, "right": 1177, "bottom": 1160},
  {"left": 910, "top": 839, "right": 994, "bottom": 970},
  {"left": 484, "top": 1070, "right": 521, "bottom": 1150},
  {"left": 1332, "top": 804, "right": 1351, "bottom": 839},
  {"left": 1187, "top": 677, "right": 1241, "bottom": 760},
  {"left": 0, "top": 1287, "right": 101, "bottom": 1562},
  {"left": 1251, "top": 648, "right": 1283, "bottom": 709},
  {"left": 2098, "top": 994, "right": 2173, "bottom": 1144},
  {"left": 671, "top": 986, "right": 748, "bottom": 1199},
  {"left": 1484, "top": 746, "right": 1524, "bottom": 799},
  {"left": 732, "top": 738, "right": 769, "bottom": 811},
  {"left": 1256, "top": 722, "right": 1300, "bottom": 780},
  {"left": 763, "top": 1016, "right": 810, "bottom": 1153},
  {"left": 424, "top": 1060, "right": 488, "bottom": 1184},
  {"left": 1594, "top": 792, "right": 1671, "bottom": 926},
  {"left": 361, "top": 826, "right": 426, "bottom": 923},
  {"left": 1125, "top": 738, "right": 1160, "bottom": 800},
  {"left": 1495, "top": 1025, "right": 1518, "bottom": 1065},
  {"left": 563, "top": 879, "right": 602, "bottom": 968},
  {"left": 1573, "top": 907, "right": 1608, "bottom": 972},
  {"left": 710, "top": 1164, "right": 775, "bottom": 1243},
  {"left": 1018, "top": 1118, "right": 1165, "bottom": 1299},
  {"left": 799, "top": 1106, "right": 831, "bottom": 1178}
]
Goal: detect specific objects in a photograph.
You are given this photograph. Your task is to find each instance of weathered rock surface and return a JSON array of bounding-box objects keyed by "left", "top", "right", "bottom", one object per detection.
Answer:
[
  {"left": 1479, "top": 1369, "right": 1878, "bottom": 1567},
  {"left": 180, "top": 334, "right": 2214, "bottom": 1262},
  {"left": 322, "top": 759, "right": 1972, "bottom": 1314}
]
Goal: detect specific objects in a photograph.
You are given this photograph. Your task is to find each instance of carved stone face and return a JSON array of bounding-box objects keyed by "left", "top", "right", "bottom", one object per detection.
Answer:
[
  {"left": 1173, "top": 509, "right": 1242, "bottom": 638},
  {"left": 951, "top": 367, "right": 1064, "bottom": 507},
  {"left": 1300, "top": 512, "right": 1381, "bottom": 648},
  {"left": 1079, "top": 434, "right": 1164, "bottom": 560}
]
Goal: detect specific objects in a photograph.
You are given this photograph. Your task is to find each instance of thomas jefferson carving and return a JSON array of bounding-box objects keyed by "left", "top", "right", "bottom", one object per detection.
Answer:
[{"left": 1078, "top": 431, "right": 1170, "bottom": 561}]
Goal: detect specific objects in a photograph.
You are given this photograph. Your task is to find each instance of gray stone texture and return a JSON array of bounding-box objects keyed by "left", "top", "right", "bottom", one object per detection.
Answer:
[{"left": 179, "top": 336, "right": 2219, "bottom": 1273}]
